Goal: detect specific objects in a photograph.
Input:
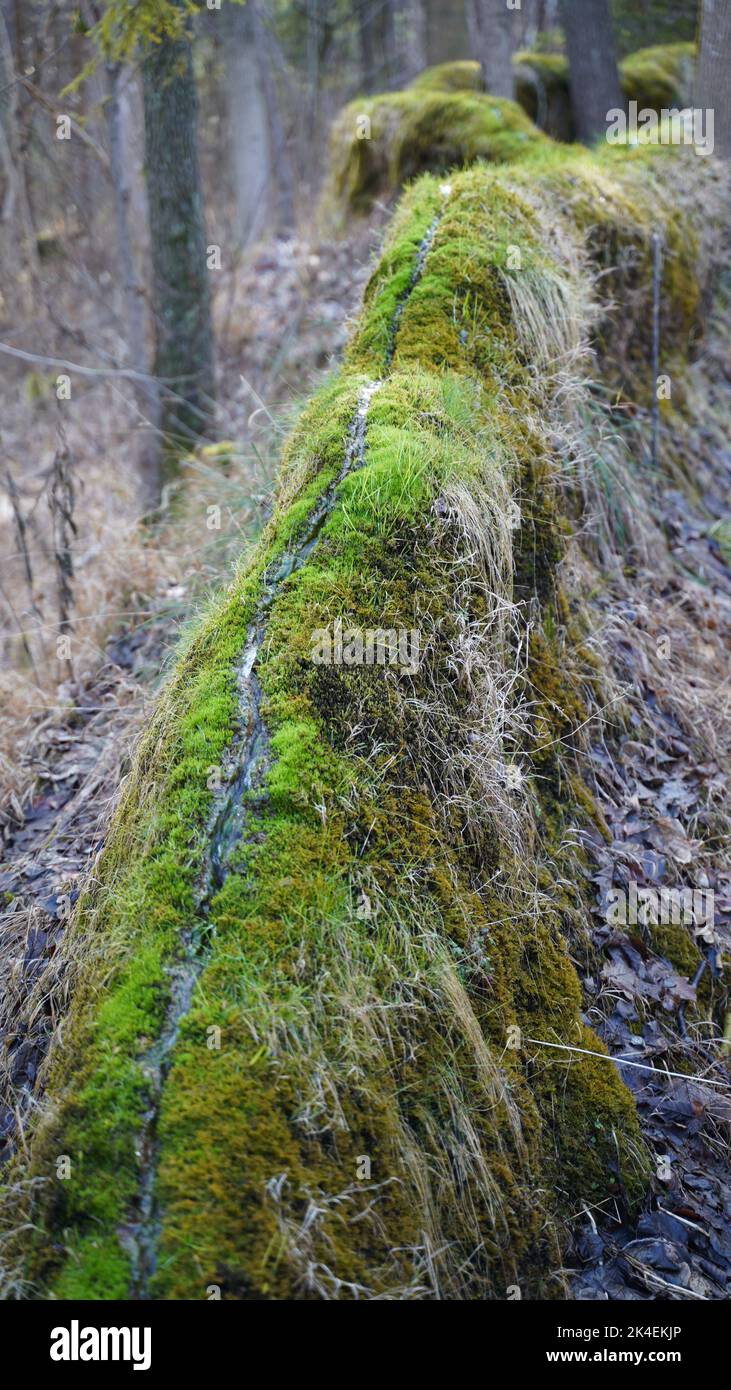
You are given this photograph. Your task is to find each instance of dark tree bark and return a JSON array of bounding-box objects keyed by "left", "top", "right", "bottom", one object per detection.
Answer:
[
  {"left": 0, "top": 0, "right": 40, "bottom": 313},
  {"left": 141, "top": 1, "right": 214, "bottom": 462},
  {"left": 467, "top": 0, "right": 520, "bottom": 99},
  {"left": 560, "top": 0, "right": 623, "bottom": 144},
  {"left": 696, "top": 0, "right": 731, "bottom": 161}
]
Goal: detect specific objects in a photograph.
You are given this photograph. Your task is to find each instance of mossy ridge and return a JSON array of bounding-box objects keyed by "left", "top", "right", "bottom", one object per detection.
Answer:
[
  {"left": 328, "top": 85, "right": 546, "bottom": 217},
  {"left": 6, "top": 147, "right": 721, "bottom": 1299},
  {"left": 152, "top": 370, "right": 644, "bottom": 1299},
  {"left": 329, "top": 43, "right": 698, "bottom": 216},
  {"left": 350, "top": 148, "right": 715, "bottom": 404},
  {"left": 150, "top": 155, "right": 680, "bottom": 1296},
  {"left": 5, "top": 214, "right": 489, "bottom": 1295},
  {"left": 348, "top": 164, "right": 574, "bottom": 388},
  {"left": 6, "top": 376, "right": 373, "bottom": 1297},
  {"left": 153, "top": 372, "right": 536, "bottom": 1300},
  {"left": 507, "top": 145, "right": 708, "bottom": 394},
  {"left": 620, "top": 42, "right": 696, "bottom": 111},
  {"left": 420, "top": 44, "right": 695, "bottom": 115}
]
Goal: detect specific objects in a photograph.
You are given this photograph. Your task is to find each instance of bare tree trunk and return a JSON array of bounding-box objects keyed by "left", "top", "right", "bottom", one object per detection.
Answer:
[
  {"left": 696, "top": 0, "right": 731, "bottom": 161},
  {"left": 306, "top": 0, "right": 320, "bottom": 145},
  {"left": 141, "top": 0, "right": 214, "bottom": 466},
  {"left": 0, "top": 0, "right": 18, "bottom": 222},
  {"left": 560, "top": 0, "right": 623, "bottom": 144},
  {"left": 381, "top": 0, "right": 397, "bottom": 87},
  {"left": 105, "top": 61, "right": 161, "bottom": 512},
  {"left": 425, "top": 0, "right": 469, "bottom": 64},
  {"left": 467, "top": 0, "right": 520, "bottom": 99},
  {"left": 358, "top": 0, "right": 397, "bottom": 93},
  {"left": 0, "top": 1, "right": 40, "bottom": 313},
  {"left": 223, "top": 0, "right": 271, "bottom": 245},
  {"left": 397, "top": 0, "right": 427, "bottom": 80},
  {"left": 253, "top": 0, "right": 295, "bottom": 231},
  {"left": 358, "top": 0, "right": 375, "bottom": 88},
  {"left": 520, "top": 0, "right": 545, "bottom": 50}
]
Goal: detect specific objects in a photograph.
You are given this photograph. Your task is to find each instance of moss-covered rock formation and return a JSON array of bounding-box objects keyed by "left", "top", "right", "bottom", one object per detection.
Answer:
[
  {"left": 329, "top": 84, "right": 545, "bottom": 216},
  {"left": 329, "top": 43, "right": 697, "bottom": 215},
  {"left": 516, "top": 42, "right": 695, "bottom": 143},
  {"left": 1, "top": 136, "right": 724, "bottom": 1301}
]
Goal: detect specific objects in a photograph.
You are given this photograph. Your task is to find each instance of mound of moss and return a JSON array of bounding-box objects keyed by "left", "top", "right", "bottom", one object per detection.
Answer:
[
  {"left": 621, "top": 41, "right": 695, "bottom": 109},
  {"left": 1, "top": 139, "right": 723, "bottom": 1301},
  {"left": 329, "top": 86, "right": 545, "bottom": 216},
  {"left": 515, "top": 42, "right": 695, "bottom": 139},
  {"left": 329, "top": 43, "right": 697, "bottom": 214},
  {"left": 418, "top": 42, "right": 696, "bottom": 112}
]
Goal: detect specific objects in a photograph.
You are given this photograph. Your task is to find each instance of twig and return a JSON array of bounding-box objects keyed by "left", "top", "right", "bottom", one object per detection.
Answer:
[
  {"left": 49, "top": 435, "right": 77, "bottom": 680},
  {"left": 650, "top": 228, "right": 662, "bottom": 469},
  {"left": 18, "top": 75, "right": 111, "bottom": 170},
  {"left": 0, "top": 339, "right": 157, "bottom": 384},
  {"left": 523, "top": 1036, "right": 729, "bottom": 1087}
]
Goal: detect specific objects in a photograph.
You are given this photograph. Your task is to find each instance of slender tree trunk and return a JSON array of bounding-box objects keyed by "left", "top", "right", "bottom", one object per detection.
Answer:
[
  {"left": 397, "top": 0, "right": 428, "bottom": 80},
  {"left": 696, "top": 0, "right": 731, "bottom": 161},
  {"left": 223, "top": 0, "right": 271, "bottom": 245},
  {"left": 0, "top": 1, "right": 40, "bottom": 312},
  {"left": 105, "top": 62, "right": 161, "bottom": 512},
  {"left": 358, "top": 0, "right": 397, "bottom": 92},
  {"left": 381, "top": 0, "right": 397, "bottom": 87},
  {"left": 560, "top": 0, "right": 623, "bottom": 144},
  {"left": 141, "top": 2, "right": 214, "bottom": 463},
  {"left": 520, "top": 0, "right": 544, "bottom": 49},
  {"left": 425, "top": 0, "right": 469, "bottom": 64},
  {"left": 358, "top": 0, "right": 375, "bottom": 89},
  {"left": 253, "top": 0, "right": 295, "bottom": 231},
  {"left": 0, "top": 0, "right": 18, "bottom": 222},
  {"left": 306, "top": 0, "right": 320, "bottom": 146},
  {"left": 467, "top": 0, "right": 520, "bottom": 99}
]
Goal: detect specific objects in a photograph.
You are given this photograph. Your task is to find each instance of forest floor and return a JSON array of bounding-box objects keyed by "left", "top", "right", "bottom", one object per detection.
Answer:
[{"left": 570, "top": 466, "right": 731, "bottom": 1299}]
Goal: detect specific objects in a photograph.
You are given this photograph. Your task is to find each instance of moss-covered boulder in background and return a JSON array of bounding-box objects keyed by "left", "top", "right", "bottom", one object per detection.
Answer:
[
  {"left": 328, "top": 85, "right": 546, "bottom": 216},
  {"left": 516, "top": 42, "right": 695, "bottom": 142},
  {"left": 621, "top": 41, "right": 695, "bottom": 109},
  {"left": 328, "top": 43, "right": 698, "bottom": 216}
]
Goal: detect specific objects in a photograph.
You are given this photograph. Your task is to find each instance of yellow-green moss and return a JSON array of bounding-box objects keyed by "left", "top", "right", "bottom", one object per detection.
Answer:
[
  {"left": 621, "top": 42, "right": 695, "bottom": 110},
  {"left": 326, "top": 43, "right": 699, "bottom": 216},
  {"left": 5, "top": 140, "right": 723, "bottom": 1301},
  {"left": 406, "top": 44, "right": 695, "bottom": 115},
  {"left": 328, "top": 86, "right": 547, "bottom": 217}
]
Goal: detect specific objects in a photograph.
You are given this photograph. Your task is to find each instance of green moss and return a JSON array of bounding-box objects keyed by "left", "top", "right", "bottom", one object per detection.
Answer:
[
  {"left": 620, "top": 42, "right": 695, "bottom": 110},
  {"left": 410, "top": 61, "right": 483, "bottom": 94},
  {"left": 513, "top": 52, "right": 573, "bottom": 142},
  {"left": 647, "top": 920, "right": 703, "bottom": 980},
  {"left": 328, "top": 86, "right": 547, "bottom": 217},
  {"left": 7, "top": 141, "right": 722, "bottom": 1301},
  {"left": 53, "top": 1236, "right": 131, "bottom": 1301},
  {"left": 326, "top": 44, "right": 698, "bottom": 216}
]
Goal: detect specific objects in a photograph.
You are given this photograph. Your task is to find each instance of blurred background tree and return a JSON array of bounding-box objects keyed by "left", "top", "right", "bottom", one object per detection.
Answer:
[{"left": 561, "top": 0, "right": 623, "bottom": 143}]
